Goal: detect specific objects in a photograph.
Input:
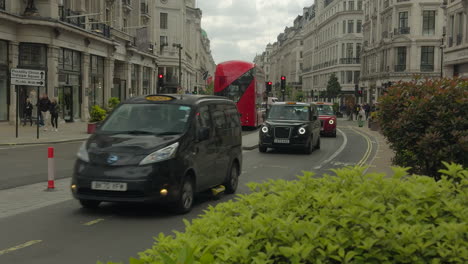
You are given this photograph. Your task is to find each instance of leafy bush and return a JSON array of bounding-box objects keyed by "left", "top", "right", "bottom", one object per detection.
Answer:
[
  {"left": 89, "top": 105, "right": 107, "bottom": 123},
  {"left": 378, "top": 78, "right": 468, "bottom": 179},
  {"left": 104, "top": 164, "right": 468, "bottom": 264},
  {"left": 108, "top": 97, "right": 120, "bottom": 111}
]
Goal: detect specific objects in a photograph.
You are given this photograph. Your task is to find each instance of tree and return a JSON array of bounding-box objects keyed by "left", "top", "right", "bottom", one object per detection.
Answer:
[
  {"left": 326, "top": 73, "right": 341, "bottom": 101},
  {"left": 203, "top": 82, "right": 214, "bottom": 95},
  {"left": 294, "top": 90, "right": 304, "bottom": 102}
]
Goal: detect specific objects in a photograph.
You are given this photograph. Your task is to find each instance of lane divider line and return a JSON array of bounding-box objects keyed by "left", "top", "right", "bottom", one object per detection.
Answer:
[
  {"left": 348, "top": 126, "right": 374, "bottom": 168},
  {"left": 0, "top": 240, "right": 42, "bottom": 256},
  {"left": 313, "top": 128, "right": 348, "bottom": 170},
  {"left": 83, "top": 218, "right": 105, "bottom": 226}
]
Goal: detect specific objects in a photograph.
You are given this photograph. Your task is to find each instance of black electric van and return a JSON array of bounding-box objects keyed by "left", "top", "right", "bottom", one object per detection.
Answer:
[{"left": 72, "top": 95, "right": 242, "bottom": 213}]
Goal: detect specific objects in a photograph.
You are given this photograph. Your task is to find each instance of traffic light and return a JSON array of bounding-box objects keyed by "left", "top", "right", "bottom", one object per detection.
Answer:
[
  {"left": 280, "top": 76, "right": 286, "bottom": 92},
  {"left": 158, "top": 74, "right": 164, "bottom": 85},
  {"left": 358, "top": 90, "right": 363, "bottom": 97},
  {"left": 354, "top": 84, "right": 359, "bottom": 96},
  {"left": 266, "top": 81, "right": 272, "bottom": 93}
]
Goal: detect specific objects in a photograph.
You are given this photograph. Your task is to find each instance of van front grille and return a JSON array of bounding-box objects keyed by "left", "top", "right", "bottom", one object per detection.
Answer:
[{"left": 274, "top": 127, "right": 291, "bottom": 139}]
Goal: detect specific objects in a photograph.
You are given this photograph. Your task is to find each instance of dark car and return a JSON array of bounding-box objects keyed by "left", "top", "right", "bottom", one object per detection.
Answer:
[
  {"left": 313, "top": 102, "right": 337, "bottom": 137},
  {"left": 258, "top": 102, "right": 321, "bottom": 154},
  {"left": 71, "top": 95, "right": 242, "bottom": 213}
]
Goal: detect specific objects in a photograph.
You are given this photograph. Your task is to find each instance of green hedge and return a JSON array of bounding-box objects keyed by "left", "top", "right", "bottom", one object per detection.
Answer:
[
  {"left": 105, "top": 164, "right": 468, "bottom": 264},
  {"left": 377, "top": 78, "right": 468, "bottom": 179}
]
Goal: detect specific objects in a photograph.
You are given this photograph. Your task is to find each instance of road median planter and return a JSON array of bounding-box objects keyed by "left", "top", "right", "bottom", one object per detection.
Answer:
[{"left": 102, "top": 163, "right": 468, "bottom": 264}]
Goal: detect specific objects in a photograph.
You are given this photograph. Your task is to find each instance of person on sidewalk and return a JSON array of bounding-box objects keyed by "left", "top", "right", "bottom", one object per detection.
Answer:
[
  {"left": 38, "top": 93, "right": 51, "bottom": 131},
  {"left": 49, "top": 98, "right": 60, "bottom": 132},
  {"left": 23, "top": 98, "right": 33, "bottom": 126}
]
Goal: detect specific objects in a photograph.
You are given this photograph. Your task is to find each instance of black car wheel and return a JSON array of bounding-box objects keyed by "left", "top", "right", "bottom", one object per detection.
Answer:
[
  {"left": 224, "top": 162, "right": 239, "bottom": 194},
  {"left": 173, "top": 179, "right": 194, "bottom": 214},
  {"left": 304, "top": 138, "right": 314, "bottom": 154},
  {"left": 79, "top": 199, "right": 101, "bottom": 209},
  {"left": 259, "top": 145, "right": 267, "bottom": 153}
]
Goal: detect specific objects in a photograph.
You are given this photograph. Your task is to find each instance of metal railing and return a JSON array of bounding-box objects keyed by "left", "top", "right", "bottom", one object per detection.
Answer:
[
  {"left": 340, "top": 58, "right": 360, "bottom": 64},
  {"left": 59, "top": 7, "right": 85, "bottom": 28},
  {"left": 394, "top": 27, "right": 410, "bottom": 35},
  {"left": 91, "top": 23, "right": 111, "bottom": 38},
  {"left": 420, "top": 64, "right": 434, "bottom": 72},
  {"left": 395, "top": 65, "right": 406, "bottom": 72}
]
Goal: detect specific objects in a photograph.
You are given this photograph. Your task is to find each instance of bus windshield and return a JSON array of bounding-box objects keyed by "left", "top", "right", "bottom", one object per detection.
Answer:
[
  {"left": 316, "top": 104, "right": 334, "bottom": 115},
  {"left": 268, "top": 105, "right": 310, "bottom": 121}
]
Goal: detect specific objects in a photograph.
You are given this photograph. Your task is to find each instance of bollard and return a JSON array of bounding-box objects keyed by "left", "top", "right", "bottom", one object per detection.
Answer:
[{"left": 47, "top": 147, "right": 55, "bottom": 190}]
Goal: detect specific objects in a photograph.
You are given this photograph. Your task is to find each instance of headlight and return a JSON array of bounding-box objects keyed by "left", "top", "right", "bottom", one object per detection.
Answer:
[
  {"left": 261, "top": 126, "right": 269, "bottom": 133},
  {"left": 139, "top": 142, "right": 179, "bottom": 165},
  {"left": 329, "top": 119, "right": 335, "bottom": 125},
  {"left": 298, "top": 127, "right": 306, "bottom": 135},
  {"left": 77, "top": 141, "right": 90, "bottom": 162}
]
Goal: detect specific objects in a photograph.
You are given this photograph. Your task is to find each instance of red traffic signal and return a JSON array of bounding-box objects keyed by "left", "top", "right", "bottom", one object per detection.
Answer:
[
  {"left": 281, "top": 76, "right": 286, "bottom": 80},
  {"left": 268, "top": 81, "right": 272, "bottom": 85},
  {"left": 158, "top": 74, "right": 164, "bottom": 79}
]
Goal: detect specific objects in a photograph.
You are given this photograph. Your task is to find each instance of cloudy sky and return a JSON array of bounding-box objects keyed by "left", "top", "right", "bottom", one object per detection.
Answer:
[{"left": 197, "top": 0, "right": 313, "bottom": 64}]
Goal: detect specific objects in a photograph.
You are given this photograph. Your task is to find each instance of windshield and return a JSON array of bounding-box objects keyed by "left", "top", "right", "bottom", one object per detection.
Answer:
[
  {"left": 99, "top": 104, "right": 192, "bottom": 135},
  {"left": 267, "top": 105, "right": 310, "bottom": 121},
  {"left": 316, "top": 105, "right": 334, "bottom": 115}
]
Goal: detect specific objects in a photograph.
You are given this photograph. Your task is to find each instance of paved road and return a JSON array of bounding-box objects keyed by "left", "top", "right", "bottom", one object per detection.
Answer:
[{"left": 0, "top": 126, "right": 376, "bottom": 264}]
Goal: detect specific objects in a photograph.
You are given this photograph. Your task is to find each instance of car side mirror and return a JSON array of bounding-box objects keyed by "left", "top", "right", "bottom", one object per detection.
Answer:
[{"left": 198, "top": 127, "right": 210, "bottom": 141}]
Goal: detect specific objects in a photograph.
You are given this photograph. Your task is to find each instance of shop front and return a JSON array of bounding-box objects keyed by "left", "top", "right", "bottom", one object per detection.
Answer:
[
  {"left": 0, "top": 40, "right": 8, "bottom": 121},
  {"left": 89, "top": 55, "right": 104, "bottom": 109},
  {"left": 58, "top": 48, "right": 82, "bottom": 122}
]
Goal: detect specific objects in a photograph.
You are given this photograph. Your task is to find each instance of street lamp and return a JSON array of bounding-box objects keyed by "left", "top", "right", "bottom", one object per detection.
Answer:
[
  {"left": 173, "top": 43, "right": 183, "bottom": 90},
  {"left": 440, "top": 0, "right": 448, "bottom": 78}
]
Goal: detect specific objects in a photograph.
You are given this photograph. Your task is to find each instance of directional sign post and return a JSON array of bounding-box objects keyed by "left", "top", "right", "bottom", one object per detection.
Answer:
[{"left": 11, "top": 68, "right": 46, "bottom": 139}]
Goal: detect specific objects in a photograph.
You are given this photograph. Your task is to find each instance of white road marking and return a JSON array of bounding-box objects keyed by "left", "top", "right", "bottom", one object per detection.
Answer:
[
  {"left": 83, "top": 218, "right": 105, "bottom": 226},
  {"left": 0, "top": 240, "right": 42, "bottom": 256},
  {"left": 313, "top": 128, "right": 348, "bottom": 170}
]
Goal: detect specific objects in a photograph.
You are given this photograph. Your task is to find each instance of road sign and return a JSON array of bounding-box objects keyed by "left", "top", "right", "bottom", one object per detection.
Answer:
[
  {"left": 11, "top": 78, "right": 45, "bottom": 86},
  {"left": 11, "top": 68, "right": 46, "bottom": 87}
]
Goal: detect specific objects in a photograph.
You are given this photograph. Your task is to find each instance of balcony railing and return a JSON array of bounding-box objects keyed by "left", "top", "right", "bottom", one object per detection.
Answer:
[
  {"left": 394, "top": 27, "right": 410, "bottom": 35},
  {"left": 0, "top": 0, "right": 5, "bottom": 11},
  {"left": 340, "top": 58, "right": 361, "bottom": 64},
  {"left": 395, "top": 65, "right": 406, "bottom": 72},
  {"left": 420, "top": 64, "right": 434, "bottom": 72},
  {"left": 59, "top": 7, "right": 85, "bottom": 29},
  {"left": 457, "top": 34, "right": 463, "bottom": 46},
  {"left": 91, "top": 23, "right": 111, "bottom": 38}
]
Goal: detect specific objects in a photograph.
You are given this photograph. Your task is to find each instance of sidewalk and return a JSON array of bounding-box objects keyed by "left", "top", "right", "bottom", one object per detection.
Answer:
[
  {"left": 0, "top": 121, "right": 90, "bottom": 146},
  {"left": 338, "top": 117, "right": 395, "bottom": 177}
]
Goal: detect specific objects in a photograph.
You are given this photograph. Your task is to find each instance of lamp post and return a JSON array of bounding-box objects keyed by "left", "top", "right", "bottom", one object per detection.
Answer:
[
  {"left": 173, "top": 43, "right": 183, "bottom": 91},
  {"left": 440, "top": 0, "right": 448, "bottom": 78}
]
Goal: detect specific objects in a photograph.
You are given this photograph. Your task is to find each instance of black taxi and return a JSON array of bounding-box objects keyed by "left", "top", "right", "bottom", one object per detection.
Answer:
[
  {"left": 259, "top": 102, "right": 321, "bottom": 154},
  {"left": 72, "top": 94, "right": 242, "bottom": 213}
]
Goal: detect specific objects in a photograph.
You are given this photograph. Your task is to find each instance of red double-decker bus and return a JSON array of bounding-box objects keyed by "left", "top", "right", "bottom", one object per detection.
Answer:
[{"left": 214, "top": 60, "right": 266, "bottom": 127}]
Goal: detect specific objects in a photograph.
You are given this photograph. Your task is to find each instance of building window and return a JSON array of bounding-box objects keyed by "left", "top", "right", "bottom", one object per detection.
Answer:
[
  {"left": 343, "top": 20, "right": 346, "bottom": 34},
  {"left": 457, "top": 12, "right": 464, "bottom": 45},
  {"left": 346, "top": 43, "right": 353, "bottom": 58},
  {"left": 160, "top": 36, "right": 168, "bottom": 46},
  {"left": 399, "top": 12, "right": 409, "bottom": 31},
  {"left": 357, "top": 0, "right": 362, "bottom": 11},
  {"left": 0, "top": 40, "right": 8, "bottom": 121},
  {"left": 142, "top": 67, "right": 151, "bottom": 94},
  {"left": 89, "top": 55, "right": 105, "bottom": 109},
  {"left": 348, "top": 20, "right": 354, "bottom": 33},
  {"left": 396, "top": 47, "right": 406, "bottom": 72},
  {"left": 349, "top": 1, "right": 354, "bottom": 11},
  {"left": 422, "top": 11, "right": 435, "bottom": 36},
  {"left": 19, "top": 43, "right": 47, "bottom": 68},
  {"left": 346, "top": 71, "right": 353, "bottom": 83},
  {"left": 0, "top": 0, "right": 5, "bottom": 11},
  {"left": 420, "top": 46, "right": 434, "bottom": 72},
  {"left": 356, "top": 43, "right": 361, "bottom": 59},
  {"left": 357, "top": 20, "right": 362, "bottom": 33},
  {"left": 160, "top": 12, "right": 168, "bottom": 29}
]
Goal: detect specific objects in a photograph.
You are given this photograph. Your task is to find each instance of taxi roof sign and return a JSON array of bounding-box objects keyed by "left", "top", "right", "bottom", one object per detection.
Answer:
[
  {"left": 286, "top": 102, "right": 296, "bottom": 105},
  {"left": 145, "top": 95, "right": 174, "bottom": 102}
]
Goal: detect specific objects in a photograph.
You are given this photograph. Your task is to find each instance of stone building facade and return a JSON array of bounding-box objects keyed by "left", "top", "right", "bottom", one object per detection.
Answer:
[
  {"left": 0, "top": 0, "right": 215, "bottom": 124},
  {"left": 443, "top": 0, "right": 468, "bottom": 78}
]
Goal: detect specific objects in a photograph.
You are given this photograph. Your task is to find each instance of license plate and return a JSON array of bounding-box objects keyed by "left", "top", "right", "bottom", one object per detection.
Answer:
[
  {"left": 91, "top": 181, "right": 127, "bottom": 191},
  {"left": 274, "top": 139, "right": 290, "bottom": 144}
]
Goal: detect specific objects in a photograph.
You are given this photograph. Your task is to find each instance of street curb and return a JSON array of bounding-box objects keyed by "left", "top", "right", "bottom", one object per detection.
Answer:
[
  {"left": 242, "top": 144, "right": 259, "bottom": 151},
  {"left": 0, "top": 137, "right": 88, "bottom": 147}
]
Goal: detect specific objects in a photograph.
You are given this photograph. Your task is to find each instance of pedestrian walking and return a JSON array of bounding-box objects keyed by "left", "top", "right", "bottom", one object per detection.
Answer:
[
  {"left": 23, "top": 98, "right": 33, "bottom": 126},
  {"left": 364, "top": 103, "right": 370, "bottom": 120},
  {"left": 38, "top": 93, "right": 51, "bottom": 131},
  {"left": 49, "top": 98, "right": 60, "bottom": 132}
]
